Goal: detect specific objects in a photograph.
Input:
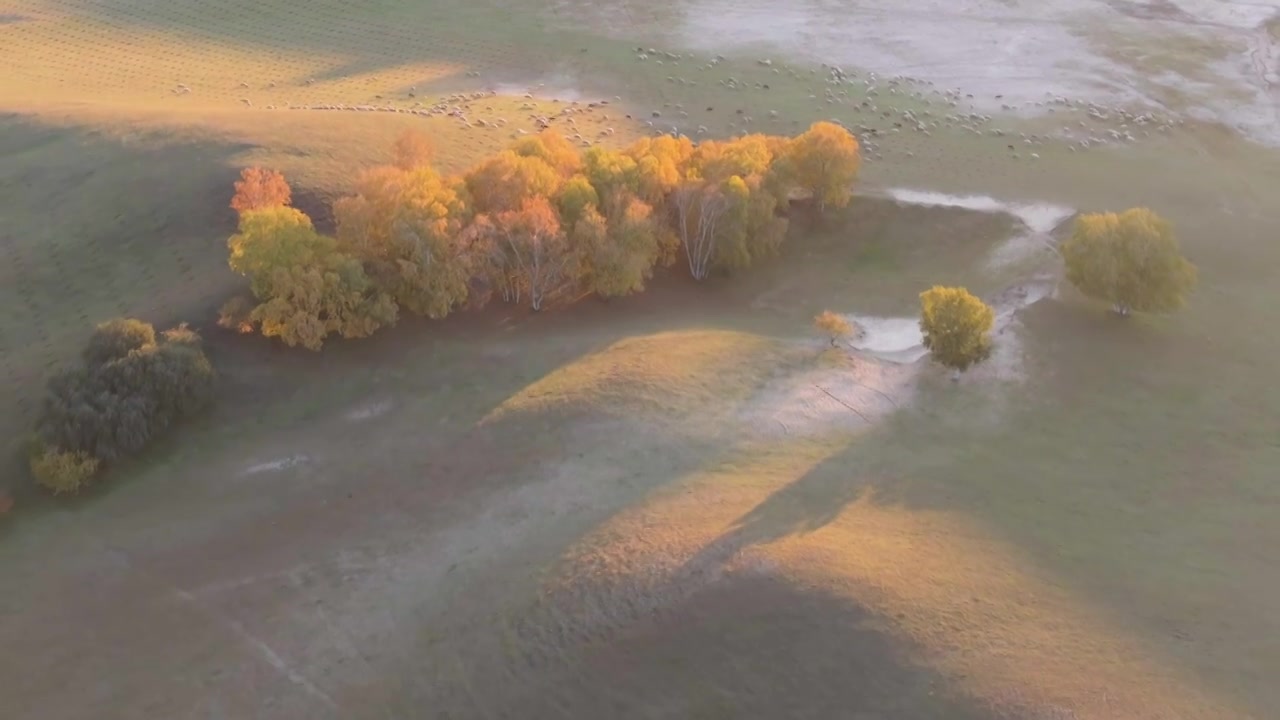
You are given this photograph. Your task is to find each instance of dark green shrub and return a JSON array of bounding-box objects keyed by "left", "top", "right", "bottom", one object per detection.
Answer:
[{"left": 32, "top": 319, "right": 215, "bottom": 489}]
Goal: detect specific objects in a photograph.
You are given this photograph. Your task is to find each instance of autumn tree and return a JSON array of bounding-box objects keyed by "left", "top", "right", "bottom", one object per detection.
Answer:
[
  {"left": 673, "top": 179, "right": 732, "bottom": 280},
  {"left": 511, "top": 130, "right": 582, "bottom": 177},
  {"left": 465, "top": 150, "right": 563, "bottom": 214},
  {"left": 626, "top": 134, "right": 694, "bottom": 206},
  {"left": 228, "top": 207, "right": 397, "bottom": 349},
  {"left": 230, "top": 167, "right": 292, "bottom": 214},
  {"left": 573, "top": 193, "right": 670, "bottom": 298},
  {"left": 781, "top": 121, "right": 860, "bottom": 211},
  {"left": 489, "top": 197, "right": 573, "bottom": 310},
  {"left": 814, "top": 311, "right": 854, "bottom": 347},
  {"left": 918, "top": 286, "right": 995, "bottom": 376},
  {"left": 390, "top": 129, "right": 435, "bottom": 171},
  {"left": 335, "top": 165, "right": 475, "bottom": 319},
  {"left": 1062, "top": 208, "right": 1197, "bottom": 316}
]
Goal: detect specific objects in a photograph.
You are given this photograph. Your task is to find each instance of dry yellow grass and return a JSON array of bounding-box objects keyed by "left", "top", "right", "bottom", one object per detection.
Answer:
[{"left": 485, "top": 330, "right": 798, "bottom": 421}]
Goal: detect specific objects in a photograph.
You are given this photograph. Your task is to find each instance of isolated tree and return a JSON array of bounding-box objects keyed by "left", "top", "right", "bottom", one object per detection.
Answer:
[
  {"left": 465, "top": 151, "right": 563, "bottom": 214},
  {"left": 230, "top": 167, "right": 292, "bottom": 214},
  {"left": 228, "top": 207, "right": 397, "bottom": 349},
  {"left": 390, "top": 129, "right": 435, "bottom": 171},
  {"left": 919, "top": 286, "right": 995, "bottom": 376},
  {"left": 782, "top": 121, "right": 860, "bottom": 211},
  {"left": 491, "top": 197, "right": 572, "bottom": 310},
  {"left": 1062, "top": 208, "right": 1197, "bottom": 316},
  {"left": 814, "top": 311, "right": 854, "bottom": 347},
  {"left": 335, "top": 165, "right": 475, "bottom": 319}
]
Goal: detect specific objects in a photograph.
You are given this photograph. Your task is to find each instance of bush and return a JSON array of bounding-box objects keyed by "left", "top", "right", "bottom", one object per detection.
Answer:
[
  {"left": 33, "top": 319, "right": 215, "bottom": 484},
  {"left": 83, "top": 318, "right": 156, "bottom": 368},
  {"left": 814, "top": 310, "right": 854, "bottom": 347},
  {"left": 29, "top": 447, "right": 100, "bottom": 495}
]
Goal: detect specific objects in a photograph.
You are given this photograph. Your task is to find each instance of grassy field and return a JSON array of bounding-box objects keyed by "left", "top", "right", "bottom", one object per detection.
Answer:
[{"left": 3, "top": 0, "right": 1280, "bottom": 718}]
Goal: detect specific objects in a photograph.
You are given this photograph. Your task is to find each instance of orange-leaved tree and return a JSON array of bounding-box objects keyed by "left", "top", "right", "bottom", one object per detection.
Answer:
[
  {"left": 488, "top": 196, "right": 573, "bottom": 311},
  {"left": 465, "top": 150, "right": 563, "bottom": 215},
  {"left": 230, "top": 167, "right": 292, "bottom": 214}
]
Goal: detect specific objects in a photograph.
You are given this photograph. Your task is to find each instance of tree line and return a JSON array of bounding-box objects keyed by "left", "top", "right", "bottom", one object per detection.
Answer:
[{"left": 219, "top": 122, "right": 862, "bottom": 349}]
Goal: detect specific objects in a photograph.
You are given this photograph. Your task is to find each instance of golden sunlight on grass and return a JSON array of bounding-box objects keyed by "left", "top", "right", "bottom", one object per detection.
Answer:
[
  {"left": 483, "top": 330, "right": 801, "bottom": 422},
  {"left": 552, "top": 439, "right": 1242, "bottom": 719}
]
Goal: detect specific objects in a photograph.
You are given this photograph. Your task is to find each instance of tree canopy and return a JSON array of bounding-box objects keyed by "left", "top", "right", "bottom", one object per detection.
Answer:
[
  {"left": 223, "top": 122, "right": 861, "bottom": 347},
  {"left": 230, "top": 167, "right": 292, "bottom": 215},
  {"left": 228, "top": 206, "right": 397, "bottom": 350},
  {"left": 919, "top": 286, "right": 995, "bottom": 373},
  {"left": 31, "top": 319, "right": 215, "bottom": 493},
  {"left": 781, "top": 121, "right": 861, "bottom": 211},
  {"left": 1062, "top": 208, "right": 1197, "bottom": 315}
]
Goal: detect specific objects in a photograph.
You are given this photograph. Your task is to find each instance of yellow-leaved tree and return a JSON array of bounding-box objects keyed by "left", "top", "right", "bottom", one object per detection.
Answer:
[
  {"left": 919, "top": 286, "right": 995, "bottom": 376},
  {"left": 1062, "top": 207, "right": 1197, "bottom": 316},
  {"left": 227, "top": 207, "right": 397, "bottom": 350},
  {"left": 334, "top": 165, "right": 475, "bottom": 319},
  {"left": 781, "top": 121, "right": 861, "bottom": 211},
  {"left": 573, "top": 193, "right": 670, "bottom": 298},
  {"left": 814, "top": 311, "right": 854, "bottom": 347},
  {"left": 465, "top": 150, "right": 563, "bottom": 215}
]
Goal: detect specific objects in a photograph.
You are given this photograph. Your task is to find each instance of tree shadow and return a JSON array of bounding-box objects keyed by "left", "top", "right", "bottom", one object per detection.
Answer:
[
  {"left": 660, "top": 297, "right": 1279, "bottom": 718},
  {"left": 434, "top": 574, "right": 1001, "bottom": 719}
]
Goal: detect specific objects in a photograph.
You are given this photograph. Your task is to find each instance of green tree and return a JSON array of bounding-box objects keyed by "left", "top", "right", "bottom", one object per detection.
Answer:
[
  {"left": 33, "top": 320, "right": 215, "bottom": 491},
  {"left": 335, "top": 165, "right": 475, "bottom": 319},
  {"left": 1062, "top": 208, "right": 1197, "bottom": 316},
  {"left": 229, "top": 207, "right": 397, "bottom": 350},
  {"left": 918, "top": 286, "right": 995, "bottom": 375}
]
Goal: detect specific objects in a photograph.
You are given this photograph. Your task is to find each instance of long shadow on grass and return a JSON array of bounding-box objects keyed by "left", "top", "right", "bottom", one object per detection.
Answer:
[
  {"left": 673, "top": 298, "right": 1279, "bottom": 718},
  {"left": 0, "top": 114, "right": 258, "bottom": 485},
  {"left": 423, "top": 574, "right": 998, "bottom": 719}
]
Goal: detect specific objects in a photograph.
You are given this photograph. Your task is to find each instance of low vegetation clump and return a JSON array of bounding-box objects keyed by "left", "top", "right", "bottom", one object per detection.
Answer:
[
  {"left": 224, "top": 122, "right": 862, "bottom": 348},
  {"left": 29, "top": 319, "right": 216, "bottom": 493},
  {"left": 919, "top": 286, "right": 995, "bottom": 375},
  {"left": 1062, "top": 207, "right": 1197, "bottom": 316},
  {"left": 813, "top": 310, "right": 855, "bottom": 347}
]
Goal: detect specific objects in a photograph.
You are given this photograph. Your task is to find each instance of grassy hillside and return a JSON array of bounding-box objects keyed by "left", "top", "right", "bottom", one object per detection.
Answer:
[{"left": 2, "top": 0, "right": 1280, "bottom": 718}]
